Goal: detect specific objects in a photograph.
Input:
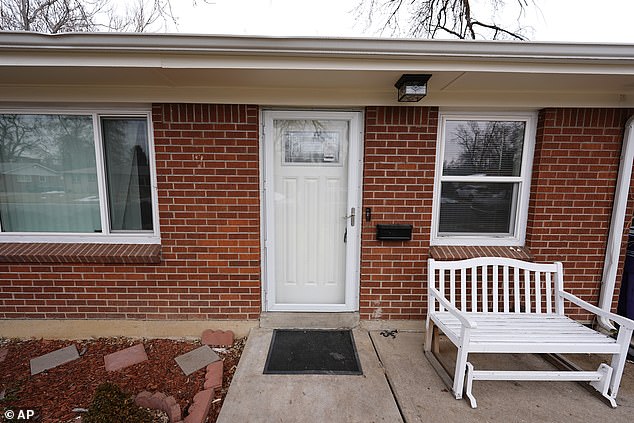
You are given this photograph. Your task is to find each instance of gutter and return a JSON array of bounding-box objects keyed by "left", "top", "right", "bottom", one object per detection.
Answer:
[
  {"left": 598, "top": 116, "right": 634, "bottom": 330},
  {"left": 0, "top": 32, "right": 634, "bottom": 64}
]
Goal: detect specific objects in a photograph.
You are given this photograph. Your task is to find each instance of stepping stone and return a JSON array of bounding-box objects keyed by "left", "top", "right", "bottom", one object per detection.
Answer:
[
  {"left": 104, "top": 344, "right": 148, "bottom": 372},
  {"left": 0, "top": 348, "right": 7, "bottom": 363},
  {"left": 30, "top": 345, "right": 80, "bottom": 375},
  {"left": 174, "top": 345, "right": 219, "bottom": 376}
]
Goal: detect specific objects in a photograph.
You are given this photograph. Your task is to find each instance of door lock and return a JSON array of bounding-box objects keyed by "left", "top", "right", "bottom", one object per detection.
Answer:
[{"left": 344, "top": 207, "right": 356, "bottom": 227}]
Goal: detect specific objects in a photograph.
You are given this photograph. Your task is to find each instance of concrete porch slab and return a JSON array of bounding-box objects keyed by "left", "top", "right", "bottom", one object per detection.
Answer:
[
  {"left": 370, "top": 331, "right": 634, "bottom": 423},
  {"left": 217, "top": 328, "right": 402, "bottom": 423}
]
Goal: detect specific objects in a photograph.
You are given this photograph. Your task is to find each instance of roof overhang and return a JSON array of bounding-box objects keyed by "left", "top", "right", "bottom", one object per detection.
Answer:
[{"left": 1, "top": 32, "right": 633, "bottom": 108}]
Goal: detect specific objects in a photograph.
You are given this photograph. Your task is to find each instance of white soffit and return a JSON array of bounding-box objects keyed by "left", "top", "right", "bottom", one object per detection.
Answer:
[{"left": 0, "top": 33, "right": 633, "bottom": 107}]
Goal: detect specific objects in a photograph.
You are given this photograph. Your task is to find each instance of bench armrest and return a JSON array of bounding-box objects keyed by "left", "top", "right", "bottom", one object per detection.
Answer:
[
  {"left": 429, "top": 286, "right": 477, "bottom": 329},
  {"left": 559, "top": 290, "right": 634, "bottom": 330}
]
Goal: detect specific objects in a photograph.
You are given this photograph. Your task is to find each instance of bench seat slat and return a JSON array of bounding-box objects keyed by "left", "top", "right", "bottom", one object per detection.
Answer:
[{"left": 431, "top": 312, "right": 618, "bottom": 353}]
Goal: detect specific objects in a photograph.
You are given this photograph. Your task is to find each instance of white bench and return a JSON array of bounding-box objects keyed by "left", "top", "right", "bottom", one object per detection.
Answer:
[{"left": 425, "top": 257, "right": 634, "bottom": 408}]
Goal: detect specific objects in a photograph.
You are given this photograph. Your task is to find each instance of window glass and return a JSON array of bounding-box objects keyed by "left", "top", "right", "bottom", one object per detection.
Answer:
[
  {"left": 277, "top": 120, "right": 346, "bottom": 165},
  {"left": 435, "top": 116, "right": 532, "bottom": 242},
  {"left": 0, "top": 114, "right": 100, "bottom": 232},
  {"left": 102, "top": 118, "right": 153, "bottom": 231},
  {"left": 439, "top": 182, "right": 517, "bottom": 234},
  {"left": 443, "top": 120, "right": 525, "bottom": 177}
]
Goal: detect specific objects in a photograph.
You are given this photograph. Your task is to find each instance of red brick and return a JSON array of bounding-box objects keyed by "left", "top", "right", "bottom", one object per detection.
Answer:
[
  {"left": 148, "top": 392, "right": 168, "bottom": 411},
  {"left": 204, "top": 360, "right": 223, "bottom": 390},
  {"left": 0, "top": 104, "right": 261, "bottom": 322},
  {"left": 104, "top": 344, "right": 148, "bottom": 372},
  {"left": 134, "top": 391, "right": 153, "bottom": 409},
  {"left": 527, "top": 108, "right": 634, "bottom": 320},
  {"left": 184, "top": 389, "right": 214, "bottom": 423},
  {"left": 201, "top": 329, "right": 234, "bottom": 347},
  {"left": 167, "top": 402, "right": 182, "bottom": 423}
]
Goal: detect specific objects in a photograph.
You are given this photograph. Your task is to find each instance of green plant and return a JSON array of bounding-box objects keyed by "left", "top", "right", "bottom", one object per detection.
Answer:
[{"left": 83, "top": 383, "right": 152, "bottom": 423}]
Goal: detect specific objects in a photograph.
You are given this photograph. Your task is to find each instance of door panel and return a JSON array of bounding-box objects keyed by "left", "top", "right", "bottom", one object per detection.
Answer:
[
  {"left": 263, "top": 111, "right": 362, "bottom": 312},
  {"left": 273, "top": 119, "right": 348, "bottom": 304}
]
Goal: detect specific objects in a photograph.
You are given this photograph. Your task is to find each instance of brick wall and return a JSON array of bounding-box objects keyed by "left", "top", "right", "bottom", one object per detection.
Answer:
[
  {"left": 360, "top": 106, "right": 438, "bottom": 320},
  {"left": 1, "top": 104, "right": 632, "bottom": 325},
  {"left": 0, "top": 104, "right": 261, "bottom": 321},
  {"left": 526, "top": 108, "right": 634, "bottom": 320}
]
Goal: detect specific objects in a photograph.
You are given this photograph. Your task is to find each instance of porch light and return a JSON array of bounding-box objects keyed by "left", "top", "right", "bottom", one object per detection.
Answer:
[{"left": 395, "top": 74, "right": 431, "bottom": 102}]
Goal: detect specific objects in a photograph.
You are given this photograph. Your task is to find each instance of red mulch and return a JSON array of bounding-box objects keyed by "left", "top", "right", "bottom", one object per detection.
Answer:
[{"left": 0, "top": 337, "right": 245, "bottom": 423}]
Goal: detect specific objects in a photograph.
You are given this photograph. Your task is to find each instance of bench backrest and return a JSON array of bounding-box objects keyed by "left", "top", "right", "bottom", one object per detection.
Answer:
[{"left": 428, "top": 257, "right": 564, "bottom": 314}]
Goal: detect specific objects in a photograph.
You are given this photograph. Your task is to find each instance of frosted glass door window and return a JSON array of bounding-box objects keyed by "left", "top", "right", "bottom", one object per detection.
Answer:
[
  {"left": 0, "top": 114, "right": 100, "bottom": 232},
  {"left": 102, "top": 118, "right": 153, "bottom": 231}
]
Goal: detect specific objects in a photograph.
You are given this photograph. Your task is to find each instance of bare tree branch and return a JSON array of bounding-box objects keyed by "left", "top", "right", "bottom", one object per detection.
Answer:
[
  {"left": 0, "top": 0, "right": 181, "bottom": 33},
  {"left": 356, "top": 0, "right": 538, "bottom": 40}
]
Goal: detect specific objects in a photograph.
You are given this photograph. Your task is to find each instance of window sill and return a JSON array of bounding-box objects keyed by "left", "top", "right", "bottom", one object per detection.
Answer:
[
  {"left": 0, "top": 243, "right": 161, "bottom": 264},
  {"left": 429, "top": 245, "right": 533, "bottom": 261}
]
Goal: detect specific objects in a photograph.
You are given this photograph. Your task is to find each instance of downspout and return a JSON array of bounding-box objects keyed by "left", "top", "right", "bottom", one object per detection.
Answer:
[{"left": 598, "top": 116, "right": 634, "bottom": 330}]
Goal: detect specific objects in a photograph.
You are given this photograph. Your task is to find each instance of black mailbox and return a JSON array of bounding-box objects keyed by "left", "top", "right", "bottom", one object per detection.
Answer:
[{"left": 376, "top": 224, "right": 413, "bottom": 241}]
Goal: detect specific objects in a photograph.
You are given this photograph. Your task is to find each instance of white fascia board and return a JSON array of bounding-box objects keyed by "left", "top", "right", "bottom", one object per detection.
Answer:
[
  {"left": 1, "top": 32, "right": 634, "bottom": 74},
  {"left": 1, "top": 32, "right": 634, "bottom": 61}
]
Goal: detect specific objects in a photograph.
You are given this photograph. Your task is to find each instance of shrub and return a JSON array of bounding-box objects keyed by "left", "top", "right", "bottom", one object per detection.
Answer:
[{"left": 83, "top": 383, "right": 152, "bottom": 423}]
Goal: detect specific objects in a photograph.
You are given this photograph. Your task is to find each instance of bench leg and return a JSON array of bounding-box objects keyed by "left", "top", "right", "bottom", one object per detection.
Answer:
[
  {"left": 590, "top": 363, "right": 617, "bottom": 408},
  {"left": 452, "top": 342, "right": 469, "bottom": 400},
  {"left": 609, "top": 327, "right": 633, "bottom": 399},
  {"left": 424, "top": 316, "right": 433, "bottom": 352},
  {"left": 464, "top": 362, "right": 477, "bottom": 408}
]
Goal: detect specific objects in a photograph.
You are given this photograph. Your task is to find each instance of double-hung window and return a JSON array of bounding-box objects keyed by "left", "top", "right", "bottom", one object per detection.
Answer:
[
  {"left": 432, "top": 112, "right": 536, "bottom": 246},
  {"left": 0, "top": 110, "right": 158, "bottom": 243}
]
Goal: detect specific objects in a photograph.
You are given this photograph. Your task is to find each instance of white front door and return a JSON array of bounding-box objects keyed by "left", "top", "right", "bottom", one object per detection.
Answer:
[{"left": 263, "top": 111, "right": 363, "bottom": 312}]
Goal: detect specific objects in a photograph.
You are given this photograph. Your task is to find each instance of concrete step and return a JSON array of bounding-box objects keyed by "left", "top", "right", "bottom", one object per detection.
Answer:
[{"left": 259, "top": 312, "right": 359, "bottom": 329}]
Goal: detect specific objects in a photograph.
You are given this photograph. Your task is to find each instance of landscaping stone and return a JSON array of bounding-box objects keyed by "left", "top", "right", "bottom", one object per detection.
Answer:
[
  {"left": 0, "top": 347, "right": 7, "bottom": 363},
  {"left": 174, "top": 345, "right": 219, "bottom": 376},
  {"left": 134, "top": 391, "right": 153, "bottom": 409},
  {"left": 149, "top": 392, "right": 168, "bottom": 410},
  {"left": 204, "top": 360, "right": 223, "bottom": 390},
  {"left": 104, "top": 344, "right": 148, "bottom": 372},
  {"left": 30, "top": 345, "right": 80, "bottom": 375},
  {"left": 201, "top": 329, "right": 235, "bottom": 347},
  {"left": 184, "top": 389, "right": 214, "bottom": 423},
  {"left": 163, "top": 395, "right": 177, "bottom": 410},
  {"left": 167, "top": 402, "right": 182, "bottom": 422},
  {"left": 136, "top": 391, "right": 182, "bottom": 423}
]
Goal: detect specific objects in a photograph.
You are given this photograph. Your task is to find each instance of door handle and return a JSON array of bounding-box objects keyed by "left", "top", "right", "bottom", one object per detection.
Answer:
[{"left": 344, "top": 207, "right": 355, "bottom": 227}]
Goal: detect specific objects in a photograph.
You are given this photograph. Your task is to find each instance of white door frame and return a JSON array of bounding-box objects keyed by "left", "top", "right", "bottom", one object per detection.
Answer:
[{"left": 261, "top": 109, "right": 364, "bottom": 312}]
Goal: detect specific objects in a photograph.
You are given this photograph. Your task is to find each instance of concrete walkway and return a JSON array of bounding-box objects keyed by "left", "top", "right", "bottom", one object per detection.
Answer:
[
  {"left": 218, "top": 329, "right": 634, "bottom": 423},
  {"left": 217, "top": 328, "right": 402, "bottom": 423}
]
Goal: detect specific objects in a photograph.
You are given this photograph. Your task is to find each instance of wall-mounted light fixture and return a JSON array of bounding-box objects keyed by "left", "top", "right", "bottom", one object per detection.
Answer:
[{"left": 394, "top": 74, "right": 432, "bottom": 102}]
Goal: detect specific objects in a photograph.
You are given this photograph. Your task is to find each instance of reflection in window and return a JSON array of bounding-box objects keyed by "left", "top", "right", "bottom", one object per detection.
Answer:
[
  {"left": 0, "top": 114, "right": 100, "bottom": 233},
  {"left": 443, "top": 121, "right": 525, "bottom": 177},
  {"left": 102, "top": 118, "right": 153, "bottom": 231},
  {"left": 435, "top": 117, "right": 532, "bottom": 240},
  {"left": 276, "top": 120, "right": 346, "bottom": 165},
  {"left": 439, "top": 182, "right": 516, "bottom": 234}
]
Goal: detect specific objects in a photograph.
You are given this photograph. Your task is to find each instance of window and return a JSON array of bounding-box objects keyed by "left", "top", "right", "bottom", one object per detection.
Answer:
[
  {"left": 0, "top": 111, "right": 158, "bottom": 242},
  {"left": 432, "top": 112, "right": 536, "bottom": 246}
]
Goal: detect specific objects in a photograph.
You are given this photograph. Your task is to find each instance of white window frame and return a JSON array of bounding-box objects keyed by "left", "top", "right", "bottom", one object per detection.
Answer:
[
  {"left": 431, "top": 111, "right": 537, "bottom": 246},
  {"left": 0, "top": 107, "right": 160, "bottom": 244}
]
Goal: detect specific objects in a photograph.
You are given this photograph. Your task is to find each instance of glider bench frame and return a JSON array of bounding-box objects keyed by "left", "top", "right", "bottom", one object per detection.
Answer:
[{"left": 425, "top": 257, "right": 634, "bottom": 408}]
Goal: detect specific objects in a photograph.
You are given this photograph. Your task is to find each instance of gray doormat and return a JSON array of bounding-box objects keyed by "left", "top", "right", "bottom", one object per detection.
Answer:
[{"left": 263, "top": 329, "right": 363, "bottom": 375}]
